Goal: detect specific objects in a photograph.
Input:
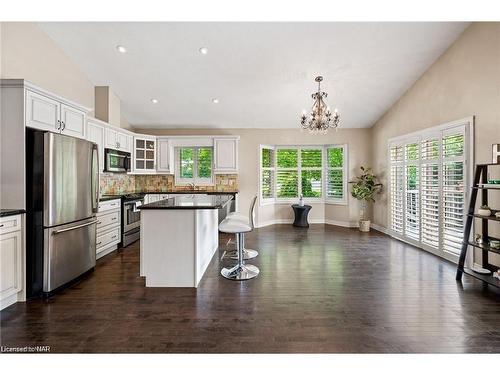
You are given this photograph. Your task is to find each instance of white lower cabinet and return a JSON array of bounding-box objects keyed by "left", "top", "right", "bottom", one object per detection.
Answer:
[
  {"left": 96, "top": 199, "right": 121, "bottom": 259},
  {"left": 0, "top": 214, "right": 25, "bottom": 310}
]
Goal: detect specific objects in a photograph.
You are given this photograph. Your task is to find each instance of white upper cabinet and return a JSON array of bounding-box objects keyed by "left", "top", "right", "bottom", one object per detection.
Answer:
[
  {"left": 25, "top": 89, "right": 87, "bottom": 139},
  {"left": 156, "top": 138, "right": 172, "bottom": 174},
  {"left": 60, "top": 104, "right": 86, "bottom": 139},
  {"left": 133, "top": 135, "right": 157, "bottom": 174},
  {"left": 214, "top": 138, "right": 239, "bottom": 174},
  {"left": 105, "top": 127, "right": 118, "bottom": 149},
  {"left": 25, "top": 90, "right": 61, "bottom": 132},
  {"left": 117, "top": 131, "right": 132, "bottom": 153},
  {"left": 87, "top": 119, "right": 105, "bottom": 172},
  {"left": 105, "top": 126, "right": 132, "bottom": 152}
]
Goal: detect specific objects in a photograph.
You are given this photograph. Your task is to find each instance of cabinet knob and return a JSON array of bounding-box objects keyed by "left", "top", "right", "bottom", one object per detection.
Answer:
[
  {"left": 61, "top": 121, "right": 66, "bottom": 131},
  {"left": 57, "top": 120, "right": 61, "bottom": 130}
]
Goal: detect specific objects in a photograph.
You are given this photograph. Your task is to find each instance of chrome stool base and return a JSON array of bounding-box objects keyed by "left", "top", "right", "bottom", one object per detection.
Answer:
[
  {"left": 227, "top": 248, "right": 259, "bottom": 260},
  {"left": 221, "top": 264, "right": 260, "bottom": 281}
]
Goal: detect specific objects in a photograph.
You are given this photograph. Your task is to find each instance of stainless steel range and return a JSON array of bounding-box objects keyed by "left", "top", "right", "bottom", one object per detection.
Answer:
[{"left": 122, "top": 193, "right": 145, "bottom": 247}]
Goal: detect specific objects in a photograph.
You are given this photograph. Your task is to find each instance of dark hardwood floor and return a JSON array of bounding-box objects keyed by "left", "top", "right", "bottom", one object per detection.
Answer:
[{"left": 1, "top": 224, "right": 499, "bottom": 353}]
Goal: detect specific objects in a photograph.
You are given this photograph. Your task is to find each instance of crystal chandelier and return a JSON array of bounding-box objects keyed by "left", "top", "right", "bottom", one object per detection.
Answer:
[{"left": 300, "top": 76, "right": 340, "bottom": 133}]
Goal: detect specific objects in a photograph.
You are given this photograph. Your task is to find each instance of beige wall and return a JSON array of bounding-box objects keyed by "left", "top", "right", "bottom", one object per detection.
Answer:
[
  {"left": 371, "top": 22, "right": 500, "bottom": 228},
  {"left": 0, "top": 22, "right": 95, "bottom": 110},
  {"left": 136, "top": 128, "right": 372, "bottom": 226},
  {"left": 370, "top": 22, "right": 500, "bottom": 265}
]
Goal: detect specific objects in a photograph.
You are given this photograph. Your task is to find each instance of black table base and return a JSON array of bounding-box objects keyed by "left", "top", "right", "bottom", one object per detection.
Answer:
[{"left": 292, "top": 204, "right": 312, "bottom": 228}]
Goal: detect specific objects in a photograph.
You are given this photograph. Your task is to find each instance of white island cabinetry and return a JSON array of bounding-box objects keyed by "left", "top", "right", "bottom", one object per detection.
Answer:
[{"left": 139, "top": 195, "right": 233, "bottom": 287}]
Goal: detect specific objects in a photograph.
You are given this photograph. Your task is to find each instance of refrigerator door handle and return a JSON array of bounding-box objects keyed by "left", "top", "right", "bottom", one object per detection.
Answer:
[
  {"left": 91, "top": 143, "right": 99, "bottom": 213},
  {"left": 52, "top": 220, "right": 99, "bottom": 235}
]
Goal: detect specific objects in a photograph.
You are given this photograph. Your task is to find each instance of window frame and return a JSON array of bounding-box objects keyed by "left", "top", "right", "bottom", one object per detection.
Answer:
[
  {"left": 325, "top": 144, "right": 348, "bottom": 205},
  {"left": 174, "top": 146, "right": 215, "bottom": 186},
  {"left": 258, "top": 143, "right": 348, "bottom": 206},
  {"left": 259, "top": 145, "right": 276, "bottom": 206}
]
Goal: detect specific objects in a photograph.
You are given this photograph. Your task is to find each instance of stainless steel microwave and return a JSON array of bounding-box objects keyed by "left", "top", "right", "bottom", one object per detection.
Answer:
[{"left": 104, "top": 148, "right": 131, "bottom": 173}]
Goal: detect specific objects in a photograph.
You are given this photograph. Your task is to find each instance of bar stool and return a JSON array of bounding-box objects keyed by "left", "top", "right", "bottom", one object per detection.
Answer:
[
  {"left": 219, "top": 218, "right": 260, "bottom": 281},
  {"left": 225, "top": 195, "right": 259, "bottom": 260}
]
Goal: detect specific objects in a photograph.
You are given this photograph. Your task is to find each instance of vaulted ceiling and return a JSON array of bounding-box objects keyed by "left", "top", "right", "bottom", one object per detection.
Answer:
[{"left": 38, "top": 22, "right": 469, "bottom": 129}]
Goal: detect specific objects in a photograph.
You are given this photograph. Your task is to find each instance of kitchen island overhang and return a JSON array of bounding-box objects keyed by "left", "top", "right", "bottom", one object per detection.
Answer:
[{"left": 139, "top": 194, "right": 234, "bottom": 287}]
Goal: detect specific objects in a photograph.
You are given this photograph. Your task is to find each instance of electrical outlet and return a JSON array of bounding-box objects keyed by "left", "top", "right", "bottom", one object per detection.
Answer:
[{"left": 493, "top": 144, "right": 500, "bottom": 163}]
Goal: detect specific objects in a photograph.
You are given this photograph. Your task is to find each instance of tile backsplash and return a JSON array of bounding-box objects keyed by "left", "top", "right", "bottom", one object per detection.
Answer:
[{"left": 100, "top": 174, "right": 238, "bottom": 195}]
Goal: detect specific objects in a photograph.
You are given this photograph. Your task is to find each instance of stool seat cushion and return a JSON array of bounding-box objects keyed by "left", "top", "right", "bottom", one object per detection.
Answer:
[
  {"left": 227, "top": 212, "right": 248, "bottom": 221},
  {"left": 218, "top": 217, "right": 252, "bottom": 233}
]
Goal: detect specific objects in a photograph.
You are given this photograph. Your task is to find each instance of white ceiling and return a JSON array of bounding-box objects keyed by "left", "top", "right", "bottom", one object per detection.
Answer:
[{"left": 38, "top": 22, "right": 469, "bottom": 129}]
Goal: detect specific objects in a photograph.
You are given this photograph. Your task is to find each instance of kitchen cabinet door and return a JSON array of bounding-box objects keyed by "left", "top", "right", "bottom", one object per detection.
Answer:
[
  {"left": 133, "top": 136, "right": 156, "bottom": 173},
  {"left": 0, "top": 230, "right": 22, "bottom": 302},
  {"left": 87, "top": 121, "right": 105, "bottom": 172},
  {"left": 214, "top": 138, "right": 238, "bottom": 173},
  {"left": 157, "top": 138, "right": 171, "bottom": 173},
  {"left": 25, "top": 90, "right": 61, "bottom": 132},
  {"left": 60, "top": 104, "right": 86, "bottom": 139},
  {"left": 105, "top": 127, "right": 118, "bottom": 149},
  {"left": 116, "top": 131, "right": 129, "bottom": 152}
]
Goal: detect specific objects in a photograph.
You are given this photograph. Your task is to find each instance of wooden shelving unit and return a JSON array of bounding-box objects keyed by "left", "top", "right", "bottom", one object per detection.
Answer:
[{"left": 456, "top": 163, "right": 500, "bottom": 287}]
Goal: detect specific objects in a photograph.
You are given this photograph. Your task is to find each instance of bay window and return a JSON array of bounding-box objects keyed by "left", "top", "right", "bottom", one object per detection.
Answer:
[{"left": 260, "top": 144, "right": 347, "bottom": 204}]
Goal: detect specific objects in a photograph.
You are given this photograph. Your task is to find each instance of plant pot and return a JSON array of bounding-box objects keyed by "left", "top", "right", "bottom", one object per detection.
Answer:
[
  {"left": 359, "top": 220, "right": 371, "bottom": 232},
  {"left": 478, "top": 208, "right": 492, "bottom": 216}
]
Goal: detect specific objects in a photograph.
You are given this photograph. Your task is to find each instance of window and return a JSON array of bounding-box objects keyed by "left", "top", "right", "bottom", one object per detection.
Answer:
[
  {"left": 276, "top": 148, "right": 299, "bottom": 198},
  {"left": 259, "top": 144, "right": 347, "bottom": 204},
  {"left": 388, "top": 119, "right": 471, "bottom": 262},
  {"left": 261, "top": 147, "right": 275, "bottom": 200},
  {"left": 326, "top": 147, "right": 344, "bottom": 199},
  {"left": 175, "top": 147, "right": 213, "bottom": 185}
]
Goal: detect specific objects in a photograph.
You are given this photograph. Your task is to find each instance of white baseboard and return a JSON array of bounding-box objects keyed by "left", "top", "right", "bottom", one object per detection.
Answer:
[
  {"left": 324, "top": 219, "right": 358, "bottom": 228},
  {"left": 96, "top": 243, "right": 118, "bottom": 260},
  {"left": 0, "top": 293, "right": 19, "bottom": 311},
  {"left": 370, "top": 223, "right": 389, "bottom": 234},
  {"left": 256, "top": 219, "right": 357, "bottom": 228}
]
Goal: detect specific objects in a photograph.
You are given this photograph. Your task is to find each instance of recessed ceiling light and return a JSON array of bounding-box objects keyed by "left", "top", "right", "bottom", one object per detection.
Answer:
[
  {"left": 151, "top": 98, "right": 158, "bottom": 104},
  {"left": 199, "top": 47, "right": 208, "bottom": 55},
  {"left": 116, "top": 45, "right": 127, "bottom": 53},
  {"left": 212, "top": 98, "right": 219, "bottom": 104}
]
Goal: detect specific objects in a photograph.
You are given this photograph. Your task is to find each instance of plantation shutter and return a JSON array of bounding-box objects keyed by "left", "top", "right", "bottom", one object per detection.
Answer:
[
  {"left": 442, "top": 131, "right": 465, "bottom": 255},
  {"left": 405, "top": 143, "right": 420, "bottom": 241},
  {"left": 261, "top": 147, "right": 275, "bottom": 200},
  {"left": 326, "top": 146, "right": 344, "bottom": 200},
  {"left": 390, "top": 145, "right": 404, "bottom": 233},
  {"left": 388, "top": 122, "right": 469, "bottom": 262},
  {"left": 420, "top": 138, "right": 440, "bottom": 248}
]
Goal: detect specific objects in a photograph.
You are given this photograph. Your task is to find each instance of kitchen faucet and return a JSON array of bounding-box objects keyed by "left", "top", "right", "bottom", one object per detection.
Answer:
[{"left": 188, "top": 182, "right": 196, "bottom": 190}]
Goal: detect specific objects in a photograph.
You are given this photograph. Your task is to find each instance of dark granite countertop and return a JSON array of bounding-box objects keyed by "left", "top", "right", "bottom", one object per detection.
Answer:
[
  {"left": 99, "top": 191, "right": 238, "bottom": 202},
  {"left": 1, "top": 209, "right": 26, "bottom": 217},
  {"left": 139, "top": 194, "right": 234, "bottom": 210},
  {"left": 146, "top": 190, "right": 238, "bottom": 195},
  {"left": 99, "top": 195, "right": 125, "bottom": 202}
]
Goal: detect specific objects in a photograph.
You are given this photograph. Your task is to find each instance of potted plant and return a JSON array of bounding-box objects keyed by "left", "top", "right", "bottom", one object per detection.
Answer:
[{"left": 349, "top": 166, "right": 382, "bottom": 232}]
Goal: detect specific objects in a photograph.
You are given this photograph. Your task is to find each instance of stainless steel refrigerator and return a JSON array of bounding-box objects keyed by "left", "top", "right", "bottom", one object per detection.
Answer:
[{"left": 26, "top": 130, "right": 99, "bottom": 297}]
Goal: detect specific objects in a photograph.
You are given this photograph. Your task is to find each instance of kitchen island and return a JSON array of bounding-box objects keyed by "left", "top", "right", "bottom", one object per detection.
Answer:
[{"left": 139, "top": 194, "right": 233, "bottom": 287}]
